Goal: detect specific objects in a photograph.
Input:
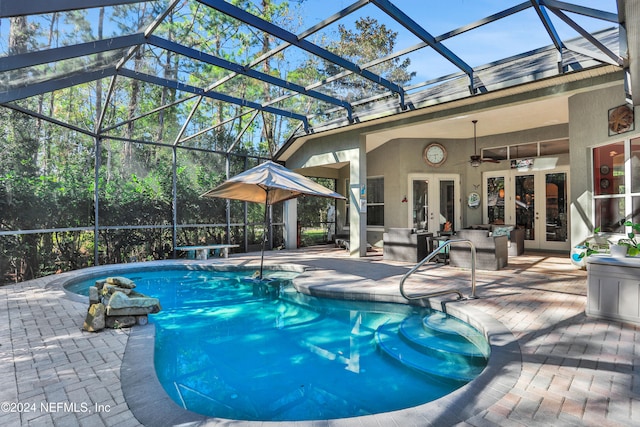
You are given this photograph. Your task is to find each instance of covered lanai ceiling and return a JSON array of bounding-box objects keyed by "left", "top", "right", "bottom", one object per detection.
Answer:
[{"left": 0, "top": 0, "right": 634, "bottom": 156}]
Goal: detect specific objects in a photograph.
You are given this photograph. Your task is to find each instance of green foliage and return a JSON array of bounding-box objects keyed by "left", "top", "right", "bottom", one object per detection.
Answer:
[
  {"left": 320, "top": 17, "right": 415, "bottom": 101},
  {"left": 579, "top": 222, "right": 640, "bottom": 259},
  {"left": 617, "top": 221, "right": 640, "bottom": 256},
  {"left": 300, "top": 228, "right": 327, "bottom": 247},
  {"left": 0, "top": 1, "right": 357, "bottom": 282}
]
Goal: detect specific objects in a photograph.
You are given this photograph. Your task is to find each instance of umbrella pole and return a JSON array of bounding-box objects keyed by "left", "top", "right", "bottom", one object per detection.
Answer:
[{"left": 259, "top": 195, "right": 269, "bottom": 281}]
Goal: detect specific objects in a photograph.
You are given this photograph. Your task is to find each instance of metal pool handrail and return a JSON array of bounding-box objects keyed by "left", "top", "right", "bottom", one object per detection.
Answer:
[{"left": 399, "top": 238, "right": 478, "bottom": 301}]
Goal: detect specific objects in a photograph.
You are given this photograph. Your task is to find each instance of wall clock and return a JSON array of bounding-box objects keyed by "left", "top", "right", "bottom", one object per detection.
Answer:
[{"left": 423, "top": 143, "right": 447, "bottom": 167}]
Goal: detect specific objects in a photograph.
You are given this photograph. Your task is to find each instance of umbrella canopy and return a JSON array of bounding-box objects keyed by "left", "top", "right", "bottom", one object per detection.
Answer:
[
  {"left": 201, "top": 161, "right": 345, "bottom": 279},
  {"left": 201, "top": 161, "right": 345, "bottom": 203}
]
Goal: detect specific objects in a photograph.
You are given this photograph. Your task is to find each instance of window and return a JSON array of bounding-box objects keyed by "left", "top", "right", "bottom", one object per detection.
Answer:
[
  {"left": 482, "top": 139, "right": 569, "bottom": 160},
  {"left": 510, "top": 142, "right": 538, "bottom": 158},
  {"left": 632, "top": 137, "right": 640, "bottom": 194},
  {"left": 593, "top": 142, "right": 624, "bottom": 196},
  {"left": 482, "top": 146, "right": 508, "bottom": 161},
  {"left": 592, "top": 140, "right": 640, "bottom": 233},
  {"left": 540, "top": 139, "right": 570, "bottom": 156},
  {"left": 345, "top": 177, "right": 384, "bottom": 227},
  {"left": 632, "top": 137, "right": 640, "bottom": 223},
  {"left": 367, "top": 177, "right": 384, "bottom": 226}
]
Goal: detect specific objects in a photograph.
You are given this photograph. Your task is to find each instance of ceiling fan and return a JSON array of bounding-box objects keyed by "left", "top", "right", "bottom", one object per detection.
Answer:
[{"left": 470, "top": 120, "right": 500, "bottom": 167}]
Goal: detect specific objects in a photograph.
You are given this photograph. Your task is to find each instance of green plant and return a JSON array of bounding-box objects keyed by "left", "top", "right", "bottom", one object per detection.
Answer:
[
  {"left": 578, "top": 226, "right": 603, "bottom": 259},
  {"left": 616, "top": 221, "right": 640, "bottom": 256}
]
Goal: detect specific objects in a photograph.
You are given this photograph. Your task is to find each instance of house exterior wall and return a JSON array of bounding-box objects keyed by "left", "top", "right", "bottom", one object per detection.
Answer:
[
  {"left": 568, "top": 83, "right": 639, "bottom": 246},
  {"left": 283, "top": 77, "right": 634, "bottom": 253},
  {"left": 363, "top": 125, "right": 569, "bottom": 239}
]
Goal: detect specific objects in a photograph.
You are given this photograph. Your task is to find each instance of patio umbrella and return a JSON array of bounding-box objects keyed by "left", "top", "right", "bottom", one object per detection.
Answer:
[{"left": 201, "top": 161, "right": 345, "bottom": 279}]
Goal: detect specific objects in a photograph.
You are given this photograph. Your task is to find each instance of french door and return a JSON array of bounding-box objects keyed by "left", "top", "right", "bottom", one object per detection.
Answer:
[
  {"left": 408, "top": 174, "right": 460, "bottom": 234},
  {"left": 484, "top": 167, "right": 570, "bottom": 251}
]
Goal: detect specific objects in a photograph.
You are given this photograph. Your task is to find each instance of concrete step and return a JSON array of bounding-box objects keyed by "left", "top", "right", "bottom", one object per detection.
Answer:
[
  {"left": 375, "top": 319, "right": 487, "bottom": 383},
  {"left": 400, "top": 314, "right": 490, "bottom": 359}
]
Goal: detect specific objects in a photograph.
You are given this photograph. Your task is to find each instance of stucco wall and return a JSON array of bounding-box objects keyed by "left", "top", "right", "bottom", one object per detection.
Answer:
[
  {"left": 568, "top": 83, "right": 638, "bottom": 246},
  {"left": 285, "top": 129, "right": 361, "bottom": 169},
  {"left": 282, "top": 82, "right": 631, "bottom": 252},
  {"left": 285, "top": 123, "right": 572, "bottom": 247},
  {"left": 366, "top": 137, "right": 464, "bottom": 229},
  {"left": 365, "top": 125, "right": 569, "bottom": 232}
]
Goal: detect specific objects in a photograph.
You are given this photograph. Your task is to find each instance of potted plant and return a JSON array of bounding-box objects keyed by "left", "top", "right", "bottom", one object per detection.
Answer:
[
  {"left": 615, "top": 220, "right": 640, "bottom": 257},
  {"left": 572, "top": 222, "right": 640, "bottom": 267},
  {"left": 572, "top": 226, "right": 606, "bottom": 267}
]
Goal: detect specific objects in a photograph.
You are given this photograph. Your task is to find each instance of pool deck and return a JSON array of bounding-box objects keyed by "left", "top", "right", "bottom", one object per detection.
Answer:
[{"left": 1, "top": 247, "right": 638, "bottom": 426}]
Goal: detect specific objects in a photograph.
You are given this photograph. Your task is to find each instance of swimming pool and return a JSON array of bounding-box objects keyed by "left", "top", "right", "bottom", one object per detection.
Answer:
[{"left": 66, "top": 265, "right": 490, "bottom": 421}]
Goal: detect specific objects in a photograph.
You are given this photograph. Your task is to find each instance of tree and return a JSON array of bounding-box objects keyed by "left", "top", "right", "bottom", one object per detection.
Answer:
[
  {"left": 1, "top": 1, "right": 321, "bottom": 282},
  {"left": 321, "top": 17, "right": 415, "bottom": 101}
]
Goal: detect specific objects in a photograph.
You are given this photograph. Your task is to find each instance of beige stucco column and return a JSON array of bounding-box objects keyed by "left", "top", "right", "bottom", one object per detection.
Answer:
[
  {"left": 283, "top": 199, "right": 297, "bottom": 250},
  {"left": 349, "top": 138, "right": 367, "bottom": 257}
]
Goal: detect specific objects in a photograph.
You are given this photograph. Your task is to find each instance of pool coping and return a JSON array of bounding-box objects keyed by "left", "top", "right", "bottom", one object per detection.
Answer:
[{"left": 54, "top": 260, "right": 521, "bottom": 426}]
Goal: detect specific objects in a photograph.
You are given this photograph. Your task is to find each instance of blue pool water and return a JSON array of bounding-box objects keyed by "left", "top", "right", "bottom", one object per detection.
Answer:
[{"left": 67, "top": 267, "right": 489, "bottom": 421}]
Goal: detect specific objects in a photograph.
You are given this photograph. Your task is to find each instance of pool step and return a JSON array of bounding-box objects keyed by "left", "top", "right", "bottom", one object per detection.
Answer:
[
  {"left": 403, "top": 313, "right": 490, "bottom": 359},
  {"left": 375, "top": 314, "right": 488, "bottom": 383}
]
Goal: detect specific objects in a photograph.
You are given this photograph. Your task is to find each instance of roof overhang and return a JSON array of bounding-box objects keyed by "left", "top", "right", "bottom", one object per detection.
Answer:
[{"left": 276, "top": 63, "right": 622, "bottom": 162}]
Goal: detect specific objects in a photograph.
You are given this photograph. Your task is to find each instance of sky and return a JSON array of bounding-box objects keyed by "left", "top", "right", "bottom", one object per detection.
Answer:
[
  {"left": 0, "top": 1, "right": 621, "bottom": 90},
  {"left": 294, "top": 0, "right": 620, "bottom": 82}
]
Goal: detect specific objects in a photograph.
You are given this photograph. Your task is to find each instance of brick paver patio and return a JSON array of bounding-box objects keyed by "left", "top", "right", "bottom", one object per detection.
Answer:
[{"left": 1, "top": 248, "right": 638, "bottom": 426}]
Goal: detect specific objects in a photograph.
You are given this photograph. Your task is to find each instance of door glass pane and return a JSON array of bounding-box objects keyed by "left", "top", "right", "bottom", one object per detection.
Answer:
[
  {"left": 412, "top": 180, "right": 428, "bottom": 230},
  {"left": 486, "top": 176, "right": 505, "bottom": 224},
  {"left": 545, "top": 173, "right": 567, "bottom": 242},
  {"left": 516, "top": 175, "right": 535, "bottom": 240},
  {"left": 439, "top": 180, "right": 455, "bottom": 233}
]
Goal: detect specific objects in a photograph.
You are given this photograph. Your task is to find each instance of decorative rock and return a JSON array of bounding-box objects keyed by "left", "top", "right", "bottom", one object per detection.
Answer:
[
  {"left": 106, "top": 276, "right": 136, "bottom": 289},
  {"left": 105, "top": 315, "right": 136, "bottom": 329},
  {"left": 101, "top": 283, "right": 133, "bottom": 296},
  {"left": 83, "top": 303, "right": 105, "bottom": 332},
  {"left": 106, "top": 291, "right": 162, "bottom": 316},
  {"left": 85, "top": 277, "right": 161, "bottom": 331},
  {"left": 89, "top": 286, "right": 100, "bottom": 305}
]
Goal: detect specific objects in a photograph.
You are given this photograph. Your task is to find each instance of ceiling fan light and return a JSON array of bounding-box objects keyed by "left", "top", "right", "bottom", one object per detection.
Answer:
[{"left": 470, "top": 119, "right": 482, "bottom": 167}]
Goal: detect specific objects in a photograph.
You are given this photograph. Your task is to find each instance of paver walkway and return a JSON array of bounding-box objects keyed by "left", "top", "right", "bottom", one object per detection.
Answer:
[{"left": 0, "top": 248, "right": 638, "bottom": 426}]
